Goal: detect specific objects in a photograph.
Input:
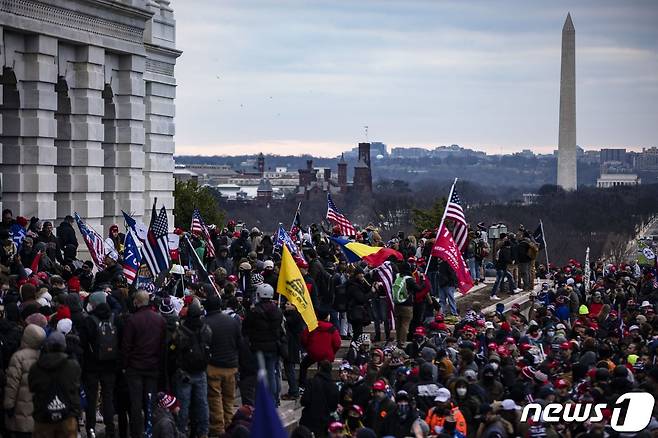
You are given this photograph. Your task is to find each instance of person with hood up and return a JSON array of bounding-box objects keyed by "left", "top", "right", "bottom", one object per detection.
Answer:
[
  {"left": 299, "top": 360, "right": 339, "bottom": 437},
  {"left": 345, "top": 333, "right": 371, "bottom": 367},
  {"left": 380, "top": 390, "right": 421, "bottom": 438},
  {"left": 298, "top": 308, "right": 341, "bottom": 389},
  {"left": 4, "top": 324, "right": 46, "bottom": 436},
  {"left": 229, "top": 229, "right": 251, "bottom": 261},
  {"left": 208, "top": 246, "right": 233, "bottom": 276},
  {"left": 171, "top": 300, "right": 211, "bottom": 437},
  {"left": 243, "top": 283, "right": 283, "bottom": 402},
  {"left": 56, "top": 216, "right": 78, "bottom": 250},
  {"left": 28, "top": 332, "right": 81, "bottom": 438},
  {"left": 412, "top": 362, "right": 443, "bottom": 414},
  {"left": 79, "top": 291, "right": 120, "bottom": 438}
]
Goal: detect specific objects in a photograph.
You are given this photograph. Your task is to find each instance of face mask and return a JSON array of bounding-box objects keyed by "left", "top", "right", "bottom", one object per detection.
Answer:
[
  {"left": 456, "top": 387, "right": 467, "bottom": 397},
  {"left": 547, "top": 330, "right": 555, "bottom": 337},
  {"left": 489, "top": 362, "right": 499, "bottom": 371},
  {"left": 183, "top": 288, "right": 191, "bottom": 296},
  {"left": 397, "top": 403, "right": 410, "bottom": 419}
]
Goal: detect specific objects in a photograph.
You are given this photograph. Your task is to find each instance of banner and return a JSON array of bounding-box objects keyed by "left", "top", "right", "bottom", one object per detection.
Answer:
[
  {"left": 277, "top": 245, "right": 318, "bottom": 331},
  {"left": 431, "top": 225, "right": 474, "bottom": 294}
]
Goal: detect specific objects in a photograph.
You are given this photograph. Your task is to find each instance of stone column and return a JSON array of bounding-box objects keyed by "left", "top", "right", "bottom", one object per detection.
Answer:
[
  {"left": 1, "top": 34, "right": 58, "bottom": 220},
  {"left": 55, "top": 45, "right": 105, "bottom": 228},
  {"left": 102, "top": 54, "right": 146, "bottom": 228}
]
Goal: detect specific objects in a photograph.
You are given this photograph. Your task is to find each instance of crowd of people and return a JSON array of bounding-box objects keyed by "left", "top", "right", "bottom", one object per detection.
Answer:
[{"left": 0, "top": 208, "right": 657, "bottom": 438}]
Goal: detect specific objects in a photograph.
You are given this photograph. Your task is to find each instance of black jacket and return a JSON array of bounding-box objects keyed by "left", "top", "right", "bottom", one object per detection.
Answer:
[
  {"left": 346, "top": 278, "right": 371, "bottom": 323},
  {"left": 79, "top": 303, "right": 121, "bottom": 373},
  {"left": 57, "top": 221, "right": 78, "bottom": 249},
  {"left": 205, "top": 309, "right": 242, "bottom": 368},
  {"left": 29, "top": 351, "right": 82, "bottom": 422},
  {"left": 243, "top": 300, "right": 283, "bottom": 354},
  {"left": 299, "top": 370, "right": 339, "bottom": 435},
  {"left": 438, "top": 260, "right": 459, "bottom": 288},
  {"left": 93, "top": 263, "right": 123, "bottom": 288}
]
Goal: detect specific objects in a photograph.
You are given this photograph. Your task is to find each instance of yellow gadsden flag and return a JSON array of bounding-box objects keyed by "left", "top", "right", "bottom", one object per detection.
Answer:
[{"left": 277, "top": 245, "right": 318, "bottom": 331}]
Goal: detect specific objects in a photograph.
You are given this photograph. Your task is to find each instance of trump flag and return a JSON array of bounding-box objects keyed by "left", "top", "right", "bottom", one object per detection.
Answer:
[{"left": 431, "top": 225, "right": 474, "bottom": 294}]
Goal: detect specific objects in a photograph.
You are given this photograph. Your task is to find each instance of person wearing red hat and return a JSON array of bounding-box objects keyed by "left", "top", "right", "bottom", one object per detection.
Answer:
[
  {"left": 405, "top": 326, "right": 438, "bottom": 360},
  {"left": 365, "top": 380, "right": 396, "bottom": 436},
  {"left": 410, "top": 262, "right": 431, "bottom": 339},
  {"left": 153, "top": 392, "right": 180, "bottom": 438}
]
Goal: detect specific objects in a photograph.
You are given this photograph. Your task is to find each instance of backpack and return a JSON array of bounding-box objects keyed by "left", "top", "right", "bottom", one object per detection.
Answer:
[
  {"left": 90, "top": 314, "right": 118, "bottom": 361},
  {"left": 176, "top": 323, "right": 212, "bottom": 373},
  {"left": 35, "top": 374, "right": 71, "bottom": 423},
  {"left": 392, "top": 275, "right": 411, "bottom": 304},
  {"left": 475, "top": 239, "right": 490, "bottom": 259},
  {"left": 527, "top": 241, "right": 539, "bottom": 259}
]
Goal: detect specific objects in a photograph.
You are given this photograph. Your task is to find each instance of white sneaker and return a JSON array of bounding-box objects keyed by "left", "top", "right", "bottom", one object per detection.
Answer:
[
  {"left": 513, "top": 288, "right": 523, "bottom": 293},
  {"left": 491, "top": 295, "right": 501, "bottom": 300}
]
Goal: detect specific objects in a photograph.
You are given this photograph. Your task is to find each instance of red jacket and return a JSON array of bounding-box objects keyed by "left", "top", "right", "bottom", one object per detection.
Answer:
[
  {"left": 413, "top": 272, "right": 431, "bottom": 304},
  {"left": 301, "top": 320, "right": 341, "bottom": 362}
]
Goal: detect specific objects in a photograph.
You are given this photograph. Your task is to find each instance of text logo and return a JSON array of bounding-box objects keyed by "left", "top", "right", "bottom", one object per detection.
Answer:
[{"left": 520, "top": 392, "right": 654, "bottom": 433}]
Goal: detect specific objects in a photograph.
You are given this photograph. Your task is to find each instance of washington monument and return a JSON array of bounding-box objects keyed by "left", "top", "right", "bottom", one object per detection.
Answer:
[{"left": 557, "top": 13, "right": 577, "bottom": 190}]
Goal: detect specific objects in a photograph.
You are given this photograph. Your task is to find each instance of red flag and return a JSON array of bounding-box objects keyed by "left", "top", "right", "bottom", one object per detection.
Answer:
[
  {"left": 30, "top": 251, "right": 42, "bottom": 274},
  {"left": 362, "top": 247, "right": 403, "bottom": 268},
  {"left": 431, "top": 225, "right": 474, "bottom": 294}
]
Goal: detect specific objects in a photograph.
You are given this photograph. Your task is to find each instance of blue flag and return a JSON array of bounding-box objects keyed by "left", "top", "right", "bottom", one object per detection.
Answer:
[
  {"left": 274, "top": 226, "right": 302, "bottom": 259},
  {"left": 251, "top": 371, "right": 287, "bottom": 438},
  {"left": 122, "top": 230, "right": 142, "bottom": 284},
  {"left": 9, "top": 224, "right": 26, "bottom": 250},
  {"left": 328, "top": 236, "right": 362, "bottom": 263}
]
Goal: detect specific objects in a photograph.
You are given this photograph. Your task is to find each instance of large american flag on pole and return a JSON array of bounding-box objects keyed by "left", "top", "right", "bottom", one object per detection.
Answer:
[
  {"left": 373, "top": 261, "right": 395, "bottom": 330},
  {"left": 445, "top": 189, "right": 468, "bottom": 252},
  {"left": 191, "top": 208, "right": 215, "bottom": 259},
  {"left": 326, "top": 193, "right": 356, "bottom": 237},
  {"left": 74, "top": 213, "right": 109, "bottom": 269},
  {"left": 144, "top": 204, "right": 171, "bottom": 277}
]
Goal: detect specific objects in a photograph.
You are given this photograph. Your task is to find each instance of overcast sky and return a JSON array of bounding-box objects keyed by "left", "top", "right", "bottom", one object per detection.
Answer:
[{"left": 173, "top": 0, "right": 658, "bottom": 157}]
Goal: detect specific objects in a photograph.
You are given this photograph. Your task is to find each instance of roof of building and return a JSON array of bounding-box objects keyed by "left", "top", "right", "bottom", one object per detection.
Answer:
[{"left": 257, "top": 178, "right": 273, "bottom": 192}]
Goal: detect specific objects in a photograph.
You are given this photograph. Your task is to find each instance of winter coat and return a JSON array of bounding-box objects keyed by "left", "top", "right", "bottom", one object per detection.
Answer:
[
  {"left": 366, "top": 396, "right": 397, "bottom": 436},
  {"left": 346, "top": 278, "right": 371, "bottom": 324},
  {"left": 56, "top": 221, "right": 78, "bottom": 249},
  {"left": 301, "top": 320, "right": 341, "bottom": 363},
  {"left": 152, "top": 406, "right": 180, "bottom": 438},
  {"left": 284, "top": 309, "right": 304, "bottom": 364},
  {"left": 299, "top": 370, "right": 339, "bottom": 435},
  {"left": 205, "top": 309, "right": 242, "bottom": 369},
  {"left": 28, "top": 350, "right": 81, "bottom": 422},
  {"left": 243, "top": 300, "right": 283, "bottom": 354},
  {"left": 122, "top": 306, "right": 166, "bottom": 371},
  {"left": 93, "top": 263, "right": 123, "bottom": 288},
  {"left": 78, "top": 303, "right": 121, "bottom": 373},
  {"left": 4, "top": 324, "right": 46, "bottom": 432}
]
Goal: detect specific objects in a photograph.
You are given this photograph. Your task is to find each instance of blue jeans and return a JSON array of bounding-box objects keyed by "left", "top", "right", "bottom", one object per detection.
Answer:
[
  {"left": 284, "top": 360, "right": 299, "bottom": 396},
  {"left": 467, "top": 257, "right": 479, "bottom": 281},
  {"left": 491, "top": 268, "right": 516, "bottom": 295},
  {"left": 262, "top": 351, "right": 281, "bottom": 401},
  {"left": 439, "top": 286, "right": 458, "bottom": 315},
  {"left": 175, "top": 370, "right": 209, "bottom": 436},
  {"left": 371, "top": 295, "right": 391, "bottom": 340}
]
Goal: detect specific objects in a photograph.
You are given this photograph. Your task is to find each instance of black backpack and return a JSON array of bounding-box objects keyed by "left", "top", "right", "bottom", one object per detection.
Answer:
[
  {"left": 176, "top": 323, "right": 212, "bottom": 373},
  {"left": 35, "top": 374, "right": 71, "bottom": 423},
  {"left": 90, "top": 314, "right": 118, "bottom": 361}
]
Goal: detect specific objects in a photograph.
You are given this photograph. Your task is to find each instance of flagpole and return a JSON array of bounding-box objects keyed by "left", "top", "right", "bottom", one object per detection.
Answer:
[
  {"left": 290, "top": 202, "right": 302, "bottom": 233},
  {"left": 540, "top": 219, "right": 549, "bottom": 269},
  {"left": 424, "top": 177, "right": 458, "bottom": 275}
]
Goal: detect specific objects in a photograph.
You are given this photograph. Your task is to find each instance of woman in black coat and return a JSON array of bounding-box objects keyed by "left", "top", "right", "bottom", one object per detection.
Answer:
[{"left": 281, "top": 303, "right": 304, "bottom": 400}]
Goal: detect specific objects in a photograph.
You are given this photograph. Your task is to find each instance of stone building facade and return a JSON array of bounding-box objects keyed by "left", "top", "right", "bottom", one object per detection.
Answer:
[{"left": 0, "top": 0, "right": 181, "bottom": 230}]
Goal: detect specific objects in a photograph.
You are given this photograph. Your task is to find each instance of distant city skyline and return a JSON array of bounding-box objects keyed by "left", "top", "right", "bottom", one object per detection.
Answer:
[{"left": 174, "top": 1, "right": 658, "bottom": 157}]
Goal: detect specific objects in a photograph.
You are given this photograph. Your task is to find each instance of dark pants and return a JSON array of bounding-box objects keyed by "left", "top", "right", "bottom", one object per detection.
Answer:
[
  {"left": 284, "top": 360, "right": 299, "bottom": 396},
  {"left": 125, "top": 368, "right": 158, "bottom": 438},
  {"left": 350, "top": 321, "right": 364, "bottom": 342},
  {"left": 238, "top": 374, "right": 257, "bottom": 407},
  {"left": 492, "top": 268, "right": 516, "bottom": 296},
  {"left": 372, "top": 296, "right": 391, "bottom": 341},
  {"left": 298, "top": 355, "right": 316, "bottom": 389},
  {"left": 410, "top": 301, "right": 426, "bottom": 337},
  {"left": 83, "top": 371, "right": 116, "bottom": 436},
  {"left": 114, "top": 371, "right": 130, "bottom": 438}
]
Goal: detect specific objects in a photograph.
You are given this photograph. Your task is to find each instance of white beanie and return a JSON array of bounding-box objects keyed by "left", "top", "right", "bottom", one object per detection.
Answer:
[{"left": 56, "top": 318, "right": 73, "bottom": 336}]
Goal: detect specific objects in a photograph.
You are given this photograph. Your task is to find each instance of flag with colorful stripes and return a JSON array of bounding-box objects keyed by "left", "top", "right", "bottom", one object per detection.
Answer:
[
  {"left": 373, "top": 261, "right": 396, "bottom": 330},
  {"left": 74, "top": 213, "right": 110, "bottom": 269},
  {"left": 191, "top": 208, "right": 215, "bottom": 259},
  {"left": 326, "top": 193, "right": 356, "bottom": 237},
  {"left": 122, "top": 230, "right": 141, "bottom": 284},
  {"left": 445, "top": 189, "right": 468, "bottom": 252}
]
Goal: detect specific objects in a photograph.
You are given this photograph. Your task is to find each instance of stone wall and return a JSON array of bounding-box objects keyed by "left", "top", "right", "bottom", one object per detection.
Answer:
[{"left": 0, "top": 0, "right": 181, "bottom": 230}]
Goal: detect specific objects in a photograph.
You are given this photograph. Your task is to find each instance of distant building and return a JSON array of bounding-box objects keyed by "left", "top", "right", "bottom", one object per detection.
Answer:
[
  {"left": 390, "top": 147, "right": 429, "bottom": 159},
  {"left": 173, "top": 166, "right": 199, "bottom": 184},
  {"left": 522, "top": 193, "right": 540, "bottom": 205},
  {"left": 600, "top": 148, "right": 627, "bottom": 165},
  {"left": 256, "top": 178, "right": 273, "bottom": 203},
  {"left": 636, "top": 147, "right": 658, "bottom": 172},
  {"left": 596, "top": 173, "right": 641, "bottom": 188}
]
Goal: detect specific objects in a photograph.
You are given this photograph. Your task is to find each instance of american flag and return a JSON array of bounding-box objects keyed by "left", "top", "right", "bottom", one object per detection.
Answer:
[
  {"left": 74, "top": 213, "right": 109, "bottom": 269},
  {"left": 373, "top": 261, "right": 396, "bottom": 330},
  {"left": 326, "top": 193, "right": 356, "bottom": 236},
  {"left": 445, "top": 189, "right": 468, "bottom": 252},
  {"left": 143, "top": 204, "right": 170, "bottom": 277},
  {"left": 191, "top": 208, "right": 215, "bottom": 258}
]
